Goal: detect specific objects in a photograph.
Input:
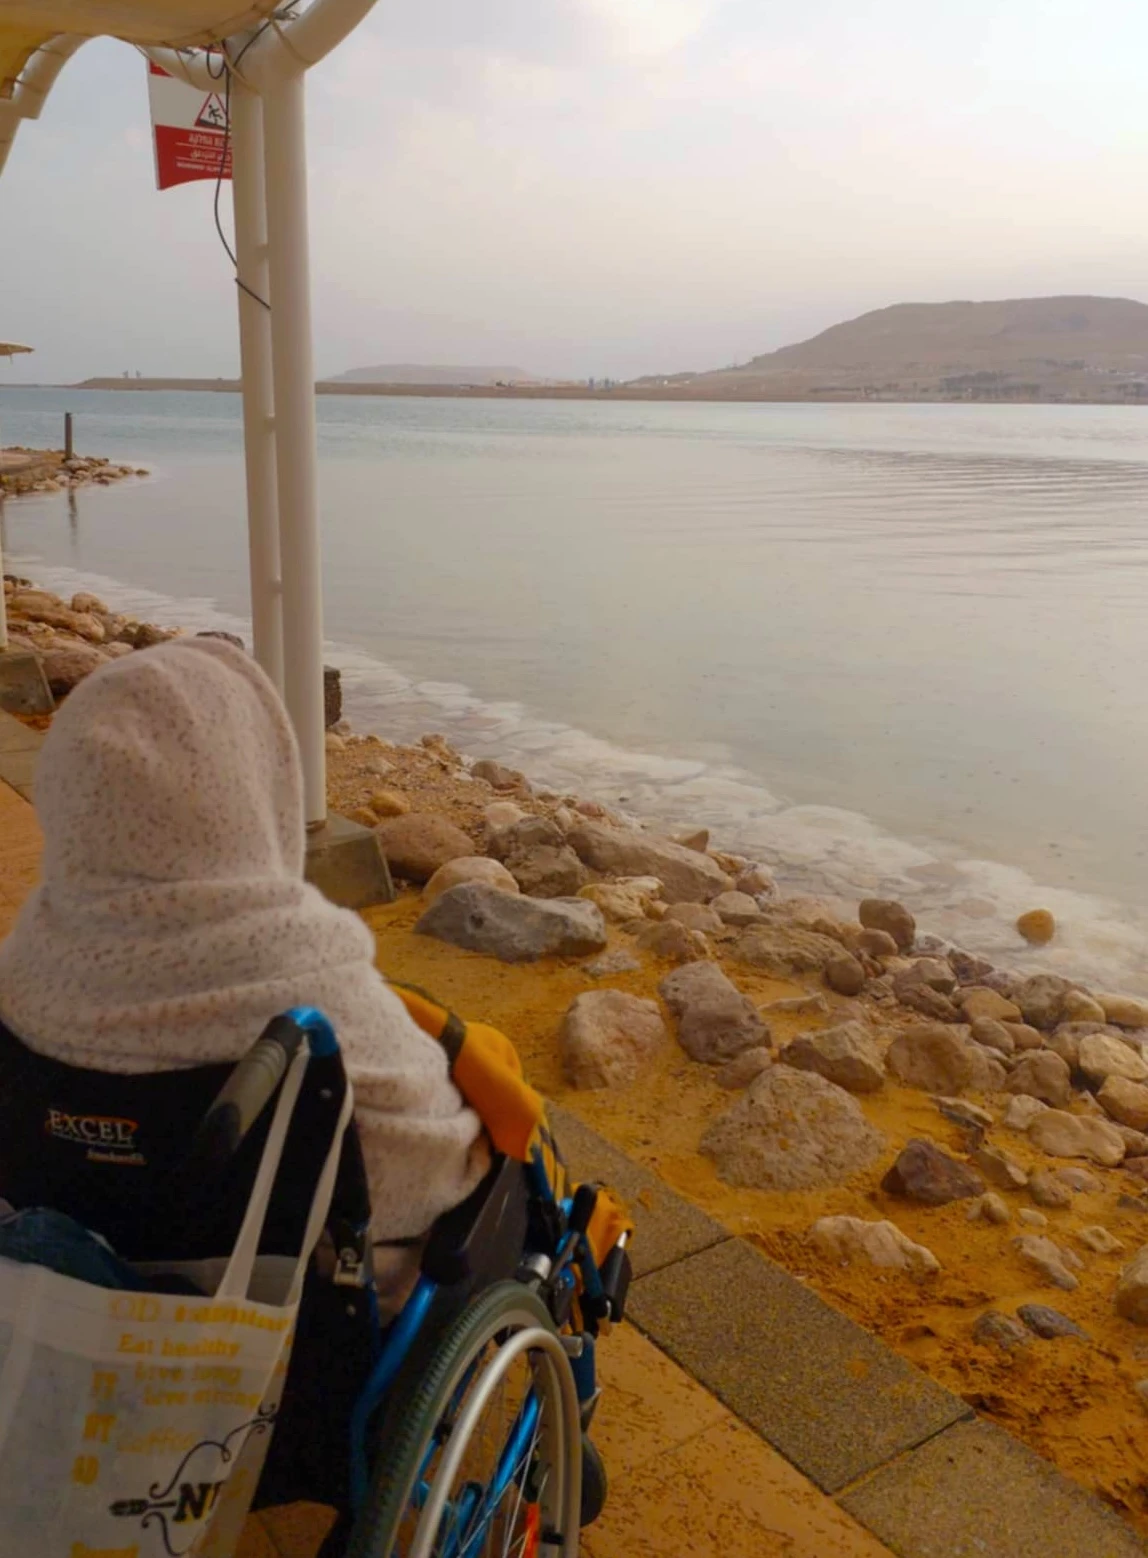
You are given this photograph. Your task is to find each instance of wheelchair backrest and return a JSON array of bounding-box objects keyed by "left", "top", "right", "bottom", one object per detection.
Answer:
[{"left": 0, "top": 1019, "right": 348, "bottom": 1264}]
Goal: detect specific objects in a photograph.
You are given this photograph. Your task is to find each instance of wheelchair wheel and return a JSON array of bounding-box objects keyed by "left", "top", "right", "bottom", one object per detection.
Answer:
[{"left": 349, "top": 1281, "right": 582, "bottom": 1558}]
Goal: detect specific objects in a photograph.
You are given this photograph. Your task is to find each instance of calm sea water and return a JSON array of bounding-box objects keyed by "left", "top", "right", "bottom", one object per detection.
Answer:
[{"left": 4, "top": 386, "right": 1148, "bottom": 988}]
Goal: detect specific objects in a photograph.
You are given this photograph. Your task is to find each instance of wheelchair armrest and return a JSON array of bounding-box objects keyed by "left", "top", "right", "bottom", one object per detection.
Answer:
[{"left": 421, "top": 1154, "right": 528, "bottom": 1288}]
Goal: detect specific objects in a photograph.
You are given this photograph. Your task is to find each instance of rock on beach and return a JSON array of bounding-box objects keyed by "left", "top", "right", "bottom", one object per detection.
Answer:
[
  {"left": 566, "top": 821, "right": 731, "bottom": 903},
  {"left": 658, "top": 961, "right": 768, "bottom": 1063},
  {"left": 701, "top": 1066, "right": 885, "bottom": 1191},
  {"left": 809, "top": 1215, "right": 939, "bottom": 1276},
  {"left": 780, "top": 1021, "right": 884, "bottom": 1094},
  {"left": 561, "top": 990, "right": 666, "bottom": 1090},
  {"left": 415, "top": 884, "right": 607, "bottom": 962}
]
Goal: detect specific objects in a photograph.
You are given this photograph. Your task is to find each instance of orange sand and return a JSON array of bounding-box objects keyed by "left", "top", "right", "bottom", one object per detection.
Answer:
[{"left": 367, "top": 892, "right": 1148, "bottom": 1538}]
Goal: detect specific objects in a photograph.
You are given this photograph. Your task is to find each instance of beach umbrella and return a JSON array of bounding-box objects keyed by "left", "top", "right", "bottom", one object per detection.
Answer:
[
  {"left": 0, "top": 343, "right": 32, "bottom": 356},
  {"left": 0, "top": 3, "right": 376, "bottom": 823}
]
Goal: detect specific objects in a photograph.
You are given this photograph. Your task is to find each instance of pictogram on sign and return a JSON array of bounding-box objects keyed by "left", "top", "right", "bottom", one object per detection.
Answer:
[{"left": 196, "top": 94, "right": 229, "bottom": 131}]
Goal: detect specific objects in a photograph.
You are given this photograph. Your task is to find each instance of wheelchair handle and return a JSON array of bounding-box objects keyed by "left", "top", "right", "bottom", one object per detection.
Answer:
[{"left": 185, "top": 1008, "right": 337, "bottom": 1179}]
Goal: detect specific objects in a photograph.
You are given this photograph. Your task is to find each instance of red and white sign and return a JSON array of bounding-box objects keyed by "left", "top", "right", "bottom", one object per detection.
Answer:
[{"left": 147, "top": 61, "right": 232, "bottom": 191}]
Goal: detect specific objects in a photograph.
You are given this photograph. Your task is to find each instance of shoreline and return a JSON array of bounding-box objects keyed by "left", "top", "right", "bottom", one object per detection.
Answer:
[
  {"left": 6, "top": 571, "right": 1148, "bottom": 1532},
  {"left": 8, "top": 552, "right": 1148, "bottom": 1001},
  {"left": 7, "top": 379, "right": 1148, "bottom": 406}
]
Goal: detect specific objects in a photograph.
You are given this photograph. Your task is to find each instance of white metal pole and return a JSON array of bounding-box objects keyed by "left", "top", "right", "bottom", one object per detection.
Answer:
[
  {"left": 230, "top": 81, "right": 284, "bottom": 692},
  {"left": 262, "top": 69, "right": 327, "bottom": 826}
]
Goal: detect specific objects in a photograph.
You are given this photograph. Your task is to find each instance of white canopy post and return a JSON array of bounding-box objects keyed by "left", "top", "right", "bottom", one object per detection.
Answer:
[
  {"left": 262, "top": 64, "right": 326, "bottom": 825},
  {"left": 230, "top": 78, "right": 283, "bottom": 693}
]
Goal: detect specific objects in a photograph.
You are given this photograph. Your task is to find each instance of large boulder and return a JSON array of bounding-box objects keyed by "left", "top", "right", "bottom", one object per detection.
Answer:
[
  {"left": 487, "top": 815, "right": 563, "bottom": 860},
  {"left": 663, "top": 902, "right": 723, "bottom": 934},
  {"left": 566, "top": 821, "right": 731, "bottom": 903},
  {"left": 893, "top": 977, "right": 961, "bottom": 1023},
  {"left": 415, "top": 884, "right": 607, "bottom": 962},
  {"left": 970, "top": 1017, "right": 1015, "bottom": 1056},
  {"left": 376, "top": 813, "right": 475, "bottom": 883},
  {"left": 1115, "top": 1247, "right": 1148, "bottom": 1324},
  {"left": 1003, "top": 1095, "right": 1049, "bottom": 1132},
  {"left": 959, "top": 987, "right": 1022, "bottom": 1024},
  {"left": 881, "top": 1139, "right": 985, "bottom": 1205},
  {"left": 710, "top": 891, "right": 762, "bottom": 927},
  {"left": 634, "top": 919, "right": 709, "bottom": 963},
  {"left": 809, "top": 1216, "right": 939, "bottom": 1276},
  {"left": 423, "top": 856, "right": 520, "bottom": 905},
  {"left": 780, "top": 1021, "right": 884, "bottom": 1095},
  {"left": 825, "top": 953, "right": 866, "bottom": 997},
  {"left": 1097, "top": 994, "right": 1148, "bottom": 1030},
  {"left": 1028, "top": 1109, "right": 1125, "bottom": 1167},
  {"left": 658, "top": 961, "right": 769, "bottom": 1063},
  {"left": 732, "top": 922, "right": 843, "bottom": 976},
  {"left": 471, "top": 757, "right": 526, "bottom": 792},
  {"left": 504, "top": 844, "right": 590, "bottom": 899},
  {"left": 1015, "top": 974, "right": 1072, "bottom": 1031},
  {"left": 1078, "top": 1033, "right": 1148, "bottom": 1088},
  {"left": 1005, "top": 1052, "right": 1072, "bottom": 1109},
  {"left": 561, "top": 990, "right": 666, "bottom": 1089},
  {"left": 898, "top": 957, "right": 958, "bottom": 995},
  {"left": 41, "top": 643, "right": 107, "bottom": 696},
  {"left": 885, "top": 1024, "right": 1003, "bottom": 1096},
  {"left": 1061, "top": 989, "right": 1108, "bottom": 1024},
  {"left": 701, "top": 1066, "right": 885, "bottom": 1190},
  {"left": 858, "top": 898, "right": 916, "bottom": 951},
  {"left": 1098, "top": 1075, "right": 1148, "bottom": 1132}
]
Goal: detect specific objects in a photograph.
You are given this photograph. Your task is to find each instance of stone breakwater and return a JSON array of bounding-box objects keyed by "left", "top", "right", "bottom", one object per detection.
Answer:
[
  {"left": 2, "top": 576, "right": 190, "bottom": 700},
  {"left": 8, "top": 575, "right": 1148, "bottom": 1528},
  {"left": 0, "top": 448, "right": 147, "bottom": 498}
]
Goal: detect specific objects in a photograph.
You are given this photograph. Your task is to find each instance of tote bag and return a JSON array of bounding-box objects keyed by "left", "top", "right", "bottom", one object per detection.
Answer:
[{"left": 0, "top": 1041, "right": 351, "bottom": 1558}]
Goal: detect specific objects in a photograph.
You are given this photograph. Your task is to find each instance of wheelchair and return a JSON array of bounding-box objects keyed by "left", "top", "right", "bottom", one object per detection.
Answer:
[{"left": 0, "top": 1006, "right": 632, "bottom": 1558}]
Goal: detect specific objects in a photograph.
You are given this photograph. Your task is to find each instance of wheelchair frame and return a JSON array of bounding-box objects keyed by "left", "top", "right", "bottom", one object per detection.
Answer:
[{"left": 236, "top": 1008, "right": 629, "bottom": 1558}]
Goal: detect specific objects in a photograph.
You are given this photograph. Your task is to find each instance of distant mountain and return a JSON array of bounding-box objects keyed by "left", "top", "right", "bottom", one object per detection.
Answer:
[
  {"left": 646, "top": 297, "right": 1148, "bottom": 401},
  {"left": 325, "top": 364, "right": 540, "bottom": 386}
]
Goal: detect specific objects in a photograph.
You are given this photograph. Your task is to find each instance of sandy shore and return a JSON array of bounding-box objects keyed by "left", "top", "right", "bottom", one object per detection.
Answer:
[{"left": 6, "top": 573, "right": 1148, "bottom": 1535}]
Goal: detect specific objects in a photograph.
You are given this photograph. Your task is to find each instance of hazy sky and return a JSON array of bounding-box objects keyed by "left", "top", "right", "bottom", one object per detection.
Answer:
[{"left": 4, "top": 0, "right": 1148, "bottom": 383}]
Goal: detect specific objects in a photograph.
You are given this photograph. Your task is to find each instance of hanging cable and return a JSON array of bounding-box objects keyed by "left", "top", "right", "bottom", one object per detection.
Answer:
[{"left": 209, "top": 32, "right": 272, "bottom": 311}]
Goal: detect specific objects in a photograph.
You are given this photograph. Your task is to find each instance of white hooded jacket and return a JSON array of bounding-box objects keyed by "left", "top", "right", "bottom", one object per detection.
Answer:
[{"left": 0, "top": 637, "right": 487, "bottom": 1253}]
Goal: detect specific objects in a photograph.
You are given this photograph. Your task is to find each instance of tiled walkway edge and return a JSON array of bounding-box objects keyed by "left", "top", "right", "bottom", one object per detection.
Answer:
[{"left": 551, "top": 1104, "right": 1147, "bottom": 1557}]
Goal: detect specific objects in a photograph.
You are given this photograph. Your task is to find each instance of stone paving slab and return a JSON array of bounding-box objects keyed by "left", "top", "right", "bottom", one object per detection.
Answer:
[
  {"left": 841, "top": 1417, "right": 1148, "bottom": 1557},
  {"left": 549, "top": 1103, "right": 729, "bottom": 1278},
  {"left": 0, "top": 707, "right": 46, "bottom": 752},
  {"left": 628, "top": 1236, "right": 971, "bottom": 1495},
  {"left": 0, "top": 709, "right": 44, "bottom": 802}
]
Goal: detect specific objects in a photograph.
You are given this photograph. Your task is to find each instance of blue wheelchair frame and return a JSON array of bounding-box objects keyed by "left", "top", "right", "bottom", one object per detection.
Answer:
[{"left": 283, "top": 1008, "right": 605, "bottom": 1546}]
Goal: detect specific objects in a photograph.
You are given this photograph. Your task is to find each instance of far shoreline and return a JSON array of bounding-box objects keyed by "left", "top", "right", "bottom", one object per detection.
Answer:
[{"left": 5, "top": 379, "right": 1148, "bottom": 408}]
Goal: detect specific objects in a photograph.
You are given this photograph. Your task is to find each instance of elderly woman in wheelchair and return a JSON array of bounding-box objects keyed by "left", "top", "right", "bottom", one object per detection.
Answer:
[{"left": 0, "top": 640, "right": 631, "bottom": 1557}]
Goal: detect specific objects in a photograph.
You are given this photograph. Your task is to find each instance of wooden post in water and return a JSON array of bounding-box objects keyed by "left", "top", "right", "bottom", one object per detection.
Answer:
[{"left": 63, "top": 412, "right": 73, "bottom": 461}]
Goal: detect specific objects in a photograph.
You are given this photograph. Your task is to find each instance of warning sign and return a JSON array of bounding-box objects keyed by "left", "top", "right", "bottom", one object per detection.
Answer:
[{"left": 147, "top": 62, "right": 232, "bottom": 192}]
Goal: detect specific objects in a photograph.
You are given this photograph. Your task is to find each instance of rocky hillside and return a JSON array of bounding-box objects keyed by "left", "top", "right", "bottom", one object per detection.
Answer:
[{"left": 654, "top": 296, "right": 1148, "bottom": 402}]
